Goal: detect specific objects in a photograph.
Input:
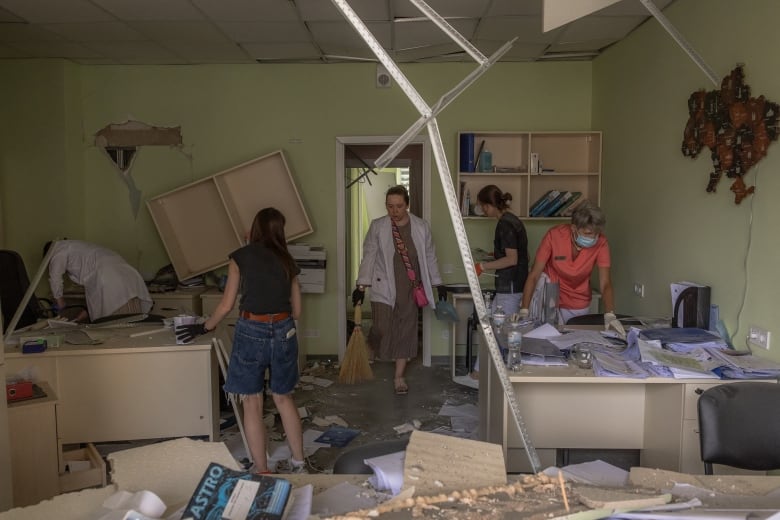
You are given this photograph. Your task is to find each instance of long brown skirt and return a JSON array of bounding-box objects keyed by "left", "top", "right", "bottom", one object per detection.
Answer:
[{"left": 369, "top": 298, "right": 419, "bottom": 361}]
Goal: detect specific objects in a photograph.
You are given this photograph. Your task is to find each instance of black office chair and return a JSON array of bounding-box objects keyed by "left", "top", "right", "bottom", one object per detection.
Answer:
[
  {"left": 697, "top": 382, "right": 780, "bottom": 474},
  {"left": 0, "top": 249, "right": 87, "bottom": 332},
  {"left": 0, "top": 250, "right": 54, "bottom": 332}
]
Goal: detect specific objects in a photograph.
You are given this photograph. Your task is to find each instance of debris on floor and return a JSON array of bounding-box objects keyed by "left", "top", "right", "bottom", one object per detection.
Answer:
[{"left": 218, "top": 359, "right": 479, "bottom": 473}]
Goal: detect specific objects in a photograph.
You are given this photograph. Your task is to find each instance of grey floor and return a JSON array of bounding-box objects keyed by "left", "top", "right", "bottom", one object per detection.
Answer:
[{"left": 219, "top": 358, "right": 479, "bottom": 473}]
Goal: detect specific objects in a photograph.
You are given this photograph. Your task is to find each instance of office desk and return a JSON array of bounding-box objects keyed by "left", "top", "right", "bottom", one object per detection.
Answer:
[
  {"left": 478, "top": 340, "right": 772, "bottom": 474},
  {"left": 4, "top": 325, "right": 219, "bottom": 445}
]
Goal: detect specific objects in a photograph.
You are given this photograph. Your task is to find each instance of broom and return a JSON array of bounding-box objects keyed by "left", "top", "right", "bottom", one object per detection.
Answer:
[{"left": 338, "top": 304, "right": 374, "bottom": 384}]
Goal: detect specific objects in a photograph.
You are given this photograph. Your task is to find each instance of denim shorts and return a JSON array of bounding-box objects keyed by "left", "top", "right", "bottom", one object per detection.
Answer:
[{"left": 223, "top": 317, "right": 299, "bottom": 396}]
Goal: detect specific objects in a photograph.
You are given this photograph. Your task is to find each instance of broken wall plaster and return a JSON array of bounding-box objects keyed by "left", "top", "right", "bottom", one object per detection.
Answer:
[{"left": 93, "top": 120, "right": 184, "bottom": 219}]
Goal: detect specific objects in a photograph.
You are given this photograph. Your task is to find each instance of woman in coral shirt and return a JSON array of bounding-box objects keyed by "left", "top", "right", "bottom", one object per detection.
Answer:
[{"left": 519, "top": 203, "right": 623, "bottom": 334}]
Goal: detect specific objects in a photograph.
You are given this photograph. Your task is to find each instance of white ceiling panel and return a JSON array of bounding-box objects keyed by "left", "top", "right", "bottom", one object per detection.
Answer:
[
  {"left": 598, "top": 0, "right": 675, "bottom": 16},
  {"left": 191, "top": 0, "right": 299, "bottom": 22},
  {"left": 217, "top": 21, "right": 310, "bottom": 43},
  {"left": 308, "top": 21, "right": 391, "bottom": 49},
  {"left": 297, "top": 0, "right": 389, "bottom": 22},
  {"left": 319, "top": 45, "right": 377, "bottom": 61},
  {"left": 0, "top": 6, "right": 23, "bottom": 22},
  {"left": 94, "top": 0, "right": 205, "bottom": 22},
  {"left": 392, "top": 0, "right": 489, "bottom": 19},
  {"left": 83, "top": 40, "right": 183, "bottom": 61},
  {"left": 560, "top": 15, "right": 645, "bottom": 42},
  {"left": 127, "top": 21, "right": 232, "bottom": 42},
  {"left": 395, "top": 19, "right": 477, "bottom": 49},
  {"left": 0, "top": 23, "right": 64, "bottom": 42},
  {"left": 547, "top": 37, "right": 617, "bottom": 53},
  {"left": 163, "top": 38, "right": 252, "bottom": 63},
  {"left": 477, "top": 16, "right": 562, "bottom": 44},
  {"left": 474, "top": 40, "right": 550, "bottom": 61},
  {"left": 0, "top": 0, "right": 114, "bottom": 23},
  {"left": 394, "top": 42, "right": 463, "bottom": 62},
  {"left": 0, "top": 41, "right": 22, "bottom": 56},
  {"left": 41, "top": 22, "right": 146, "bottom": 41},
  {"left": 0, "top": 0, "right": 678, "bottom": 63},
  {"left": 487, "top": 0, "right": 543, "bottom": 17},
  {"left": 242, "top": 41, "right": 322, "bottom": 61}
]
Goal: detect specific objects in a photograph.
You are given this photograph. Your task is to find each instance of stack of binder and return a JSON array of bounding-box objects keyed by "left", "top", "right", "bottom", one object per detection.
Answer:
[{"left": 529, "top": 191, "right": 584, "bottom": 217}]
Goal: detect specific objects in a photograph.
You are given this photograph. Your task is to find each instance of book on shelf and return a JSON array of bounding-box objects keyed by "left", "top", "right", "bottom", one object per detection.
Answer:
[
  {"left": 560, "top": 196, "right": 589, "bottom": 217},
  {"left": 550, "top": 191, "right": 582, "bottom": 216},
  {"left": 539, "top": 190, "right": 571, "bottom": 217},
  {"left": 544, "top": 191, "right": 582, "bottom": 217},
  {"left": 529, "top": 190, "right": 560, "bottom": 217},
  {"left": 528, "top": 190, "right": 553, "bottom": 215},
  {"left": 181, "top": 462, "right": 292, "bottom": 520}
]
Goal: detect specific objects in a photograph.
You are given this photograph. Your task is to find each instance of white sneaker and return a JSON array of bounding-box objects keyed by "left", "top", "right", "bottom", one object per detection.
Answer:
[{"left": 275, "top": 458, "right": 309, "bottom": 474}]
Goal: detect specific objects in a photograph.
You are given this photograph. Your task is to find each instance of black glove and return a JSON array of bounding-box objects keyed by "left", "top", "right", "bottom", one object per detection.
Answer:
[
  {"left": 352, "top": 287, "right": 365, "bottom": 306},
  {"left": 437, "top": 285, "right": 448, "bottom": 302},
  {"left": 175, "top": 323, "right": 208, "bottom": 344}
]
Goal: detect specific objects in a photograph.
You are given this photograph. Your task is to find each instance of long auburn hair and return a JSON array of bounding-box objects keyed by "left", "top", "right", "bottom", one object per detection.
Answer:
[{"left": 248, "top": 207, "right": 296, "bottom": 280}]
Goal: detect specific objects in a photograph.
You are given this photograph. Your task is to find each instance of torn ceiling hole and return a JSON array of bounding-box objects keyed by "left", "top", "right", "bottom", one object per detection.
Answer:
[{"left": 94, "top": 120, "right": 183, "bottom": 218}]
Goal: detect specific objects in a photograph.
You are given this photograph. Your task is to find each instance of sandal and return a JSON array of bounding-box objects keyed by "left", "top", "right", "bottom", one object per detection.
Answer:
[{"left": 394, "top": 377, "right": 408, "bottom": 395}]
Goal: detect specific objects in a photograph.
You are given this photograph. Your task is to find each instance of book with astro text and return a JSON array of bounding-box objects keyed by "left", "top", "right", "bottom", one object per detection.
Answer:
[{"left": 182, "top": 462, "right": 292, "bottom": 520}]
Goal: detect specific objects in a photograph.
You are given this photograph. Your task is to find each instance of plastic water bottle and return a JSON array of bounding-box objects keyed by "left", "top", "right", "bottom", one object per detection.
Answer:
[
  {"left": 506, "top": 323, "right": 522, "bottom": 371},
  {"left": 493, "top": 305, "right": 506, "bottom": 332},
  {"left": 483, "top": 292, "right": 492, "bottom": 319}
]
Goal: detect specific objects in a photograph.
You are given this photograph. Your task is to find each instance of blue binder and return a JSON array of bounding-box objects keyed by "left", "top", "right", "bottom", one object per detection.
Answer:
[{"left": 459, "top": 133, "right": 475, "bottom": 172}]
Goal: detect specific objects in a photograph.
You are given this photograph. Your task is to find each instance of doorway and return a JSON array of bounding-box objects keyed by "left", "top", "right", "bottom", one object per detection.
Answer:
[{"left": 335, "top": 136, "right": 432, "bottom": 364}]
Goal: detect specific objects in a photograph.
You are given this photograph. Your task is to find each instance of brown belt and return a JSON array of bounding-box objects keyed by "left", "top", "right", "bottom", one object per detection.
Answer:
[{"left": 240, "top": 311, "right": 291, "bottom": 323}]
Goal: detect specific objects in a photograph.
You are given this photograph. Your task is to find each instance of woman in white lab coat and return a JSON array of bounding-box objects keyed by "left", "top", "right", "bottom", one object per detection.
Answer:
[{"left": 45, "top": 239, "right": 152, "bottom": 322}]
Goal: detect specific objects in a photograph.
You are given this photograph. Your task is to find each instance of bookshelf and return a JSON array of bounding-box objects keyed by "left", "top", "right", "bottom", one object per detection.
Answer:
[{"left": 457, "top": 131, "right": 601, "bottom": 219}]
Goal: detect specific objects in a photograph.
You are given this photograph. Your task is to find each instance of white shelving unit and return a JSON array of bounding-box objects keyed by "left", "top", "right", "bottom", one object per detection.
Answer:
[{"left": 457, "top": 131, "right": 602, "bottom": 219}]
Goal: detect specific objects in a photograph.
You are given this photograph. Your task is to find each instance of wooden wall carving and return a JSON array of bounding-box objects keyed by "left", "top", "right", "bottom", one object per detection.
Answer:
[{"left": 682, "top": 66, "right": 779, "bottom": 204}]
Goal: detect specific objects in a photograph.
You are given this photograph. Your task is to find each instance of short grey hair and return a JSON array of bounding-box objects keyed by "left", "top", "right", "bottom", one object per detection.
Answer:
[{"left": 571, "top": 203, "right": 606, "bottom": 233}]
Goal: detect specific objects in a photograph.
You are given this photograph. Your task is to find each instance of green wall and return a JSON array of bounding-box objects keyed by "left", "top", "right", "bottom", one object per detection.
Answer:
[
  {"left": 0, "top": 60, "right": 84, "bottom": 259},
  {"left": 593, "top": 0, "right": 780, "bottom": 359},
  {"left": 1, "top": 60, "right": 592, "bottom": 356}
]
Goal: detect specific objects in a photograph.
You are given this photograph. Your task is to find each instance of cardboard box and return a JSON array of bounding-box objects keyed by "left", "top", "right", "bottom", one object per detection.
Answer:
[{"left": 59, "top": 443, "right": 106, "bottom": 493}]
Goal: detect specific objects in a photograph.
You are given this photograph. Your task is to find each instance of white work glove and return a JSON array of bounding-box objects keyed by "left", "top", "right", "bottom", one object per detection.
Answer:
[
  {"left": 604, "top": 312, "right": 626, "bottom": 338},
  {"left": 512, "top": 308, "right": 529, "bottom": 321}
]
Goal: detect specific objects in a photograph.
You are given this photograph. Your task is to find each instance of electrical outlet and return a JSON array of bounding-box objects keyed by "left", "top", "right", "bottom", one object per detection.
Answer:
[
  {"left": 748, "top": 325, "right": 771, "bottom": 350},
  {"left": 633, "top": 283, "right": 645, "bottom": 298}
]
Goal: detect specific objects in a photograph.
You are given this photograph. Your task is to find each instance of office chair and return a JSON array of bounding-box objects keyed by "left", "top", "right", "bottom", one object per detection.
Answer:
[
  {"left": 0, "top": 249, "right": 90, "bottom": 333},
  {"left": 0, "top": 249, "right": 54, "bottom": 332},
  {"left": 332, "top": 439, "right": 409, "bottom": 474},
  {"left": 697, "top": 382, "right": 780, "bottom": 474}
]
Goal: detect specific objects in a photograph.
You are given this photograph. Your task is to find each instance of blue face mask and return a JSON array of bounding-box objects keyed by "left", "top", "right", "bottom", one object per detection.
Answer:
[{"left": 575, "top": 232, "right": 598, "bottom": 248}]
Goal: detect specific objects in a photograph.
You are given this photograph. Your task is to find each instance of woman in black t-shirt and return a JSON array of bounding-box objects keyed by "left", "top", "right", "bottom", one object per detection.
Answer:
[
  {"left": 175, "top": 207, "right": 306, "bottom": 475},
  {"left": 470, "top": 185, "right": 529, "bottom": 379}
]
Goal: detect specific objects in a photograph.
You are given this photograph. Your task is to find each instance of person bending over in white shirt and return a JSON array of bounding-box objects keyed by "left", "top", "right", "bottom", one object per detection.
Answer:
[{"left": 45, "top": 239, "right": 152, "bottom": 322}]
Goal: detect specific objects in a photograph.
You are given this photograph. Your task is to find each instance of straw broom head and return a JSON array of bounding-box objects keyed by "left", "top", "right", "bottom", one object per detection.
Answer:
[{"left": 339, "top": 304, "right": 374, "bottom": 384}]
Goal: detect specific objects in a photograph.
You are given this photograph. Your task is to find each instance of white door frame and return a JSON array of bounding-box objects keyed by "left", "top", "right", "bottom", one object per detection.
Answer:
[{"left": 336, "top": 135, "right": 433, "bottom": 365}]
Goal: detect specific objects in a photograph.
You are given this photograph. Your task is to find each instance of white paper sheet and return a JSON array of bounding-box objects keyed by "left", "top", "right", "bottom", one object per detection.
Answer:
[{"left": 523, "top": 323, "right": 562, "bottom": 339}]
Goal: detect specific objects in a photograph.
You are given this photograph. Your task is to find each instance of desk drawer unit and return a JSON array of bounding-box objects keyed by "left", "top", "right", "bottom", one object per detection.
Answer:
[
  {"left": 200, "top": 288, "right": 239, "bottom": 319},
  {"left": 152, "top": 288, "right": 206, "bottom": 317}
]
